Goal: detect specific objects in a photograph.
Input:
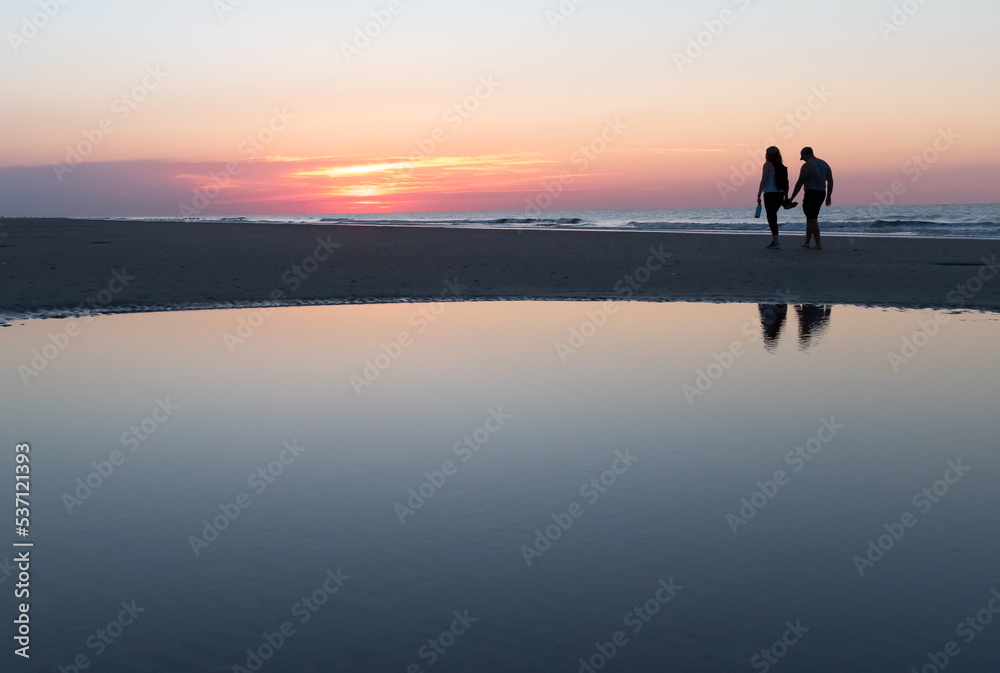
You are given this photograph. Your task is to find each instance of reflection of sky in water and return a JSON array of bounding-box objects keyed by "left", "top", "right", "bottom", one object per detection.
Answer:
[{"left": 1, "top": 302, "right": 998, "bottom": 672}]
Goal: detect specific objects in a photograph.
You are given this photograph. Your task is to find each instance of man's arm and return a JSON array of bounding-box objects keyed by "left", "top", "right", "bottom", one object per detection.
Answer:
[
  {"left": 790, "top": 164, "right": 808, "bottom": 200},
  {"left": 825, "top": 167, "right": 834, "bottom": 206}
]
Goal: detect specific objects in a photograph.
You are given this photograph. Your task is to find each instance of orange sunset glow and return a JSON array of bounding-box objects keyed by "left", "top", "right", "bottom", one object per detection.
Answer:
[{"left": 1, "top": 1, "right": 997, "bottom": 215}]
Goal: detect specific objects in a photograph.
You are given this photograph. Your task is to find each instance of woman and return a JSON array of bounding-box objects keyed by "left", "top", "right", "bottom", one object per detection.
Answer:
[{"left": 756, "top": 146, "right": 792, "bottom": 249}]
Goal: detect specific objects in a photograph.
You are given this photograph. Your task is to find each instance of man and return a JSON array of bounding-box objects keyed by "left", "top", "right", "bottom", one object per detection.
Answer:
[{"left": 789, "top": 147, "right": 834, "bottom": 249}]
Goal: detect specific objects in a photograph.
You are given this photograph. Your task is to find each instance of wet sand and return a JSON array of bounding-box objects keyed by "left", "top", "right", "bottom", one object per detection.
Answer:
[{"left": 1, "top": 218, "right": 998, "bottom": 317}]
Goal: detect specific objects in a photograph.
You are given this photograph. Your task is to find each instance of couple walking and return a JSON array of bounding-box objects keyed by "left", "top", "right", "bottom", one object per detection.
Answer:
[{"left": 757, "top": 147, "right": 834, "bottom": 250}]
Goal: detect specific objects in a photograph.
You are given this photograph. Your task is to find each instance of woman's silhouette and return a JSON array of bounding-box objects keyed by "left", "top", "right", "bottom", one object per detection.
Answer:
[
  {"left": 758, "top": 304, "right": 788, "bottom": 351},
  {"left": 756, "top": 147, "right": 796, "bottom": 249}
]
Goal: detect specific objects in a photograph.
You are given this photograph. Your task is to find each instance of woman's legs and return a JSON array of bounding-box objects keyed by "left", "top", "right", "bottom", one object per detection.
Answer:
[{"left": 764, "top": 192, "right": 783, "bottom": 245}]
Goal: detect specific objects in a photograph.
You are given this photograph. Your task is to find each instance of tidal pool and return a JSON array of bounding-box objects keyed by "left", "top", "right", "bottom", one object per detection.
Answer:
[{"left": 2, "top": 301, "right": 998, "bottom": 673}]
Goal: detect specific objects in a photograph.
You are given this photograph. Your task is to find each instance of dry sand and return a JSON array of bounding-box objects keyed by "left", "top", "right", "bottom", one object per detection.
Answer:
[{"left": 1, "top": 218, "right": 999, "bottom": 316}]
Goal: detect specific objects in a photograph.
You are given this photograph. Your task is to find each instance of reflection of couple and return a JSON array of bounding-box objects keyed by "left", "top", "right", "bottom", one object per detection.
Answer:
[
  {"left": 758, "top": 304, "right": 832, "bottom": 351},
  {"left": 757, "top": 147, "right": 834, "bottom": 250}
]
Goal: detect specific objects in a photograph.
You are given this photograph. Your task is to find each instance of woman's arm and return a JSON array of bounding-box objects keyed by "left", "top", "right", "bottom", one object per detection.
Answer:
[{"left": 757, "top": 162, "right": 773, "bottom": 202}]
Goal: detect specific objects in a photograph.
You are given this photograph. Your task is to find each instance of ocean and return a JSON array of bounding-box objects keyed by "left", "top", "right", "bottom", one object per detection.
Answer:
[{"left": 123, "top": 203, "right": 1000, "bottom": 239}]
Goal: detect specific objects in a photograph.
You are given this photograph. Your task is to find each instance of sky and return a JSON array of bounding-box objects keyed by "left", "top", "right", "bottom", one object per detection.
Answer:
[{"left": 1, "top": 0, "right": 998, "bottom": 216}]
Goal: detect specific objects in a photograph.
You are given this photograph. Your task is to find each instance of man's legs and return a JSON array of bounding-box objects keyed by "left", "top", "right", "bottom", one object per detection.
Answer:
[
  {"left": 802, "top": 190, "right": 825, "bottom": 249},
  {"left": 805, "top": 218, "right": 821, "bottom": 248}
]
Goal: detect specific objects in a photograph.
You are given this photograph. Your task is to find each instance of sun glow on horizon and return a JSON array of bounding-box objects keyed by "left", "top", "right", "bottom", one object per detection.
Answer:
[
  {"left": 299, "top": 161, "right": 415, "bottom": 178},
  {"left": 287, "top": 153, "right": 560, "bottom": 200}
]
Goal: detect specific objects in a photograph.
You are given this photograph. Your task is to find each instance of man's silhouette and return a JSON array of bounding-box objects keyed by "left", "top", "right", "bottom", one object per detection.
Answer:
[{"left": 790, "top": 147, "right": 834, "bottom": 249}]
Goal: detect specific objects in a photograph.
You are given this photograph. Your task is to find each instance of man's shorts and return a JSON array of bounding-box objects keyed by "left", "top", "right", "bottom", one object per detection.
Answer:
[{"left": 803, "top": 190, "right": 826, "bottom": 219}]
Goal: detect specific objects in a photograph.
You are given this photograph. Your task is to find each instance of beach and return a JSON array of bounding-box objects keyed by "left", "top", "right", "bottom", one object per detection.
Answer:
[{"left": 1, "top": 218, "right": 999, "bottom": 317}]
